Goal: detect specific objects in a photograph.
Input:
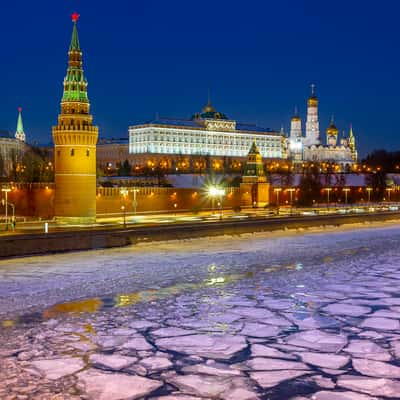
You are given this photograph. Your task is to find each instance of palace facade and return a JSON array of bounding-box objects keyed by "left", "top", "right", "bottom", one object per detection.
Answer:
[{"left": 129, "top": 101, "right": 284, "bottom": 160}]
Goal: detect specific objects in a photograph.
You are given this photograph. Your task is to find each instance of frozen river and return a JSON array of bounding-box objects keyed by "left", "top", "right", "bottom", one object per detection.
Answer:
[{"left": 1, "top": 224, "right": 400, "bottom": 399}]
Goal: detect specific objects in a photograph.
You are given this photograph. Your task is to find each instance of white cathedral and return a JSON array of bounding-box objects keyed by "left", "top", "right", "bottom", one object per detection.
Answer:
[{"left": 287, "top": 85, "right": 357, "bottom": 168}]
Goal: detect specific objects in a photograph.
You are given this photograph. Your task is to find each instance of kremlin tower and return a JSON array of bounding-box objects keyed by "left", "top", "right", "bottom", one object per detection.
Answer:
[
  {"left": 240, "top": 141, "right": 270, "bottom": 207},
  {"left": 304, "top": 84, "right": 321, "bottom": 146},
  {"left": 52, "top": 14, "right": 99, "bottom": 224},
  {"left": 15, "top": 108, "right": 26, "bottom": 142}
]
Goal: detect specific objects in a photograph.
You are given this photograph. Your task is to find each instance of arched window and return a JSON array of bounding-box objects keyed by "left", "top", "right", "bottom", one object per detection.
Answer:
[
  {"left": 71, "top": 149, "right": 75, "bottom": 156},
  {"left": 86, "top": 149, "right": 90, "bottom": 157}
]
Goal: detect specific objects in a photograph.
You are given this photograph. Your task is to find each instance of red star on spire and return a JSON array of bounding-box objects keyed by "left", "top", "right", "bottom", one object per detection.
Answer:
[
  {"left": 71, "top": 12, "right": 80, "bottom": 22},
  {"left": 18, "top": 107, "right": 22, "bottom": 113}
]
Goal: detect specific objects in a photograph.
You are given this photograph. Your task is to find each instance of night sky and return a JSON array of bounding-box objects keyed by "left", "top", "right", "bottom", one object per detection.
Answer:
[{"left": 1, "top": 0, "right": 399, "bottom": 156}]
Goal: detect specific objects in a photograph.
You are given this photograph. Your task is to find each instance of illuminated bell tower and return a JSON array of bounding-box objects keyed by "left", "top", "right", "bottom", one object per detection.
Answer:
[
  {"left": 52, "top": 13, "right": 99, "bottom": 224},
  {"left": 305, "top": 83, "right": 321, "bottom": 146}
]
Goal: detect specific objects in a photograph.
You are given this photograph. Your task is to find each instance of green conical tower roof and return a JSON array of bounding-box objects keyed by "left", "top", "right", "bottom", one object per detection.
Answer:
[
  {"left": 248, "top": 140, "right": 260, "bottom": 155},
  {"left": 15, "top": 107, "right": 26, "bottom": 142},
  {"left": 243, "top": 140, "right": 266, "bottom": 181},
  {"left": 62, "top": 13, "right": 89, "bottom": 103},
  {"left": 69, "top": 13, "right": 80, "bottom": 50},
  {"left": 16, "top": 108, "right": 24, "bottom": 133}
]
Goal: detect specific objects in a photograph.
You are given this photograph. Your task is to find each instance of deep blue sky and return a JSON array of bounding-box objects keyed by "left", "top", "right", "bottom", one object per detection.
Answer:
[{"left": 1, "top": 0, "right": 399, "bottom": 156}]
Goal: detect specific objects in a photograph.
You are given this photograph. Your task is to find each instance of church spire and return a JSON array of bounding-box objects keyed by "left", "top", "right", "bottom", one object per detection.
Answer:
[{"left": 15, "top": 107, "right": 26, "bottom": 142}]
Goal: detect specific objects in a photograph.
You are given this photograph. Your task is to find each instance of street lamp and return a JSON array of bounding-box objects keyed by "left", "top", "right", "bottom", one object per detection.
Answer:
[
  {"left": 286, "top": 188, "right": 295, "bottom": 214},
  {"left": 208, "top": 186, "right": 225, "bottom": 220},
  {"left": 324, "top": 188, "right": 332, "bottom": 209},
  {"left": 120, "top": 188, "right": 128, "bottom": 228},
  {"left": 1, "top": 188, "right": 11, "bottom": 230},
  {"left": 366, "top": 187, "right": 372, "bottom": 204},
  {"left": 343, "top": 188, "right": 350, "bottom": 205},
  {"left": 132, "top": 189, "right": 139, "bottom": 215},
  {"left": 274, "top": 188, "right": 282, "bottom": 215},
  {"left": 386, "top": 188, "right": 393, "bottom": 203}
]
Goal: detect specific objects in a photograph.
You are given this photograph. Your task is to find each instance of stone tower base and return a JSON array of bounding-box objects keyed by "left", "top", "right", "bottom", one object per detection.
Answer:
[{"left": 240, "top": 182, "right": 270, "bottom": 207}]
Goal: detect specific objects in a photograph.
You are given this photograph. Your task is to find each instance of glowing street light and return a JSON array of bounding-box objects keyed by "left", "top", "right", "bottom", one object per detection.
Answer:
[
  {"left": 1, "top": 187, "right": 11, "bottom": 230},
  {"left": 120, "top": 188, "right": 129, "bottom": 228},
  {"left": 132, "top": 188, "right": 139, "bottom": 215},
  {"left": 324, "top": 188, "right": 332, "bottom": 209},
  {"left": 386, "top": 188, "right": 393, "bottom": 202},
  {"left": 343, "top": 188, "right": 350, "bottom": 205},
  {"left": 208, "top": 186, "right": 225, "bottom": 220},
  {"left": 366, "top": 187, "right": 372, "bottom": 204},
  {"left": 274, "top": 188, "right": 282, "bottom": 214}
]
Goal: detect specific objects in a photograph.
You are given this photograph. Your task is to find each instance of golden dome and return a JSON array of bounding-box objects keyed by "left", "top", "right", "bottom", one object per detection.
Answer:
[
  {"left": 308, "top": 96, "right": 318, "bottom": 107},
  {"left": 308, "top": 83, "right": 318, "bottom": 107},
  {"left": 291, "top": 115, "right": 301, "bottom": 122},
  {"left": 326, "top": 118, "right": 338, "bottom": 136},
  {"left": 202, "top": 102, "right": 216, "bottom": 113}
]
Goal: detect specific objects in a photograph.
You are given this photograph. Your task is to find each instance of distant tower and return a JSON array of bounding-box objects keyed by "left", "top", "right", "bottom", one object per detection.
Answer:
[
  {"left": 348, "top": 124, "right": 357, "bottom": 161},
  {"left": 240, "top": 141, "right": 270, "bottom": 207},
  {"left": 326, "top": 115, "right": 338, "bottom": 147},
  {"left": 289, "top": 107, "right": 303, "bottom": 163},
  {"left": 52, "top": 13, "right": 99, "bottom": 224},
  {"left": 15, "top": 107, "right": 26, "bottom": 142},
  {"left": 290, "top": 107, "right": 302, "bottom": 138},
  {"left": 305, "top": 84, "right": 321, "bottom": 146}
]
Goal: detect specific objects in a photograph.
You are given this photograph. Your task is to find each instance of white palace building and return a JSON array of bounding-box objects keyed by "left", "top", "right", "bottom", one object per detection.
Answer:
[{"left": 129, "top": 101, "right": 284, "bottom": 159}]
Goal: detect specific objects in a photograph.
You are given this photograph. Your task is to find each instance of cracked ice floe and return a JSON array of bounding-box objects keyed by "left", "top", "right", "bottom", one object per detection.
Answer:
[
  {"left": 369, "top": 309, "right": 400, "bottom": 319},
  {"left": 251, "top": 344, "right": 296, "bottom": 359},
  {"left": 283, "top": 313, "right": 340, "bottom": 330},
  {"left": 240, "top": 322, "right": 282, "bottom": 338},
  {"left": 182, "top": 362, "right": 243, "bottom": 377},
  {"left": 295, "top": 352, "right": 350, "bottom": 369},
  {"left": 337, "top": 375, "right": 400, "bottom": 397},
  {"left": 284, "top": 329, "right": 347, "bottom": 352},
  {"left": 129, "top": 320, "right": 159, "bottom": 330},
  {"left": 156, "top": 334, "right": 247, "bottom": 360},
  {"left": 167, "top": 374, "right": 238, "bottom": 398},
  {"left": 89, "top": 353, "right": 138, "bottom": 371},
  {"left": 322, "top": 303, "right": 371, "bottom": 317},
  {"left": 151, "top": 327, "right": 198, "bottom": 337},
  {"left": 77, "top": 369, "right": 162, "bottom": 400},
  {"left": 360, "top": 317, "right": 400, "bottom": 330},
  {"left": 230, "top": 306, "right": 275, "bottom": 320},
  {"left": 343, "top": 340, "right": 391, "bottom": 361},
  {"left": 352, "top": 358, "right": 400, "bottom": 378},
  {"left": 246, "top": 357, "right": 310, "bottom": 371},
  {"left": 140, "top": 356, "right": 173, "bottom": 372},
  {"left": 122, "top": 336, "right": 154, "bottom": 351},
  {"left": 250, "top": 370, "right": 310, "bottom": 389},
  {"left": 31, "top": 357, "right": 85, "bottom": 380},
  {"left": 311, "top": 390, "right": 378, "bottom": 400}
]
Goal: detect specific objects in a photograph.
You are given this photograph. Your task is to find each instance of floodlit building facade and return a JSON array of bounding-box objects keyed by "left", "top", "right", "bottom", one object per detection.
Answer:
[
  {"left": 129, "top": 101, "right": 284, "bottom": 160},
  {"left": 288, "top": 85, "right": 357, "bottom": 168}
]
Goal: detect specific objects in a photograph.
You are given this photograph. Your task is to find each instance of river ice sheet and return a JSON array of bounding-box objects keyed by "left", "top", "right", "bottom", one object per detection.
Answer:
[{"left": 1, "top": 225, "right": 400, "bottom": 399}]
